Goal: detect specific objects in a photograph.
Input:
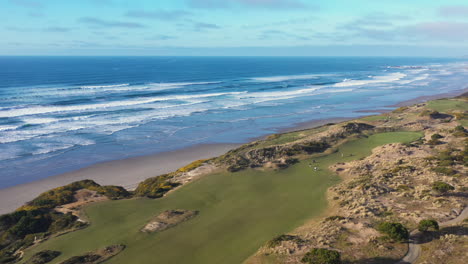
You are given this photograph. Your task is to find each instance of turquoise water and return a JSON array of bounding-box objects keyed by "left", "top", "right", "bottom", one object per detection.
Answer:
[{"left": 0, "top": 56, "right": 467, "bottom": 188}]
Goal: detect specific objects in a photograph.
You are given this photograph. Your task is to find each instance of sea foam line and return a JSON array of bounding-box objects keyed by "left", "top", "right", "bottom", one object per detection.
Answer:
[
  {"left": 251, "top": 74, "right": 324, "bottom": 82},
  {"left": 334, "top": 72, "right": 407, "bottom": 87},
  {"left": 0, "top": 92, "right": 244, "bottom": 118}
]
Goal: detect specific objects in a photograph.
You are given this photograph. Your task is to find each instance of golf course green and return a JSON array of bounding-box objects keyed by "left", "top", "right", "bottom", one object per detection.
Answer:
[{"left": 20, "top": 131, "right": 422, "bottom": 264}]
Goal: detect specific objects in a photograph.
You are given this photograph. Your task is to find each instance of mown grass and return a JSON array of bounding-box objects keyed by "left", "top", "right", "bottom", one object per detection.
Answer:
[
  {"left": 19, "top": 132, "right": 422, "bottom": 264},
  {"left": 256, "top": 126, "right": 329, "bottom": 148},
  {"left": 426, "top": 99, "right": 468, "bottom": 113}
]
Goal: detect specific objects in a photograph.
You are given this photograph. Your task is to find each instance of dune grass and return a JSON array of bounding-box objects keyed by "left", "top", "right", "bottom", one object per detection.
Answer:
[
  {"left": 360, "top": 115, "right": 389, "bottom": 122},
  {"left": 19, "top": 132, "right": 422, "bottom": 264}
]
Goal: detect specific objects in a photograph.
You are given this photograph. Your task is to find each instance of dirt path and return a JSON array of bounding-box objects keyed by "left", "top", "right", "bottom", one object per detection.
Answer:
[{"left": 397, "top": 207, "right": 468, "bottom": 264}]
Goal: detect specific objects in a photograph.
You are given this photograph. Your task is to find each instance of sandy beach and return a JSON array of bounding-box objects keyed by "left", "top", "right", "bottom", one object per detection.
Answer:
[
  {"left": 0, "top": 143, "right": 239, "bottom": 215},
  {"left": 1, "top": 88, "right": 466, "bottom": 215}
]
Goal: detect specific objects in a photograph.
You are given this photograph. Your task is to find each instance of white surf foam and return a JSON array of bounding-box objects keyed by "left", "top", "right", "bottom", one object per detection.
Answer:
[
  {"left": 21, "top": 117, "right": 59, "bottom": 124},
  {"left": 80, "top": 83, "right": 130, "bottom": 89},
  {"left": 334, "top": 72, "right": 407, "bottom": 87},
  {"left": 0, "top": 92, "right": 242, "bottom": 118},
  {"left": 251, "top": 74, "right": 323, "bottom": 82},
  {"left": 0, "top": 125, "right": 20, "bottom": 132},
  {"left": 398, "top": 74, "right": 430, "bottom": 85}
]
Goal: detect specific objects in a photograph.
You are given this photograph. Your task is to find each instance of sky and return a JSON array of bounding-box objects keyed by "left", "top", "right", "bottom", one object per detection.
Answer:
[{"left": 1, "top": 0, "right": 468, "bottom": 56}]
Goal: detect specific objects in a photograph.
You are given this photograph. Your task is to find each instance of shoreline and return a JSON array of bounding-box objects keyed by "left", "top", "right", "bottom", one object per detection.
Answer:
[
  {"left": 1, "top": 88, "right": 467, "bottom": 215},
  {"left": 0, "top": 143, "right": 239, "bottom": 215}
]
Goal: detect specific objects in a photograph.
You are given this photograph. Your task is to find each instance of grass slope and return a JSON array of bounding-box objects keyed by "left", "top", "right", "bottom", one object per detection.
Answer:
[
  {"left": 426, "top": 99, "right": 468, "bottom": 113},
  {"left": 20, "top": 132, "right": 422, "bottom": 264}
]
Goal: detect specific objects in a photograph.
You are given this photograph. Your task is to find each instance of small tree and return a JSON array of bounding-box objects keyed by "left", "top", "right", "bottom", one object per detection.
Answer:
[
  {"left": 431, "top": 181, "right": 455, "bottom": 194},
  {"left": 377, "top": 222, "right": 409, "bottom": 242},
  {"left": 301, "top": 248, "right": 341, "bottom": 264},
  {"left": 418, "top": 219, "right": 439, "bottom": 232}
]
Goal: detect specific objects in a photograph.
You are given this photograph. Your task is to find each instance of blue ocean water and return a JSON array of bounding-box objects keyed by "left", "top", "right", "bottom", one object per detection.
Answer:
[{"left": 0, "top": 56, "right": 467, "bottom": 188}]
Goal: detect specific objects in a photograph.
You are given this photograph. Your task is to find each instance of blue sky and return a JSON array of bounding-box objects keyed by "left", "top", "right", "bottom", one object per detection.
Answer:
[{"left": 2, "top": 0, "right": 468, "bottom": 56}]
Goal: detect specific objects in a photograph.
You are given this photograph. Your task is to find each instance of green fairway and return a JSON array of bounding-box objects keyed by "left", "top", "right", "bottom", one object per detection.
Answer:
[
  {"left": 426, "top": 99, "right": 468, "bottom": 113},
  {"left": 19, "top": 132, "right": 422, "bottom": 264}
]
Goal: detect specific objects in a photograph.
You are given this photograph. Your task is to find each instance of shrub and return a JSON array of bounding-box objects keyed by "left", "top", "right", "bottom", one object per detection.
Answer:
[
  {"left": 61, "top": 254, "right": 101, "bottom": 264},
  {"left": 418, "top": 219, "right": 439, "bottom": 232},
  {"left": 176, "top": 159, "right": 209, "bottom": 173},
  {"left": 390, "top": 166, "right": 416, "bottom": 174},
  {"left": 427, "top": 138, "right": 442, "bottom": 145},
  {"left": 301, "top": 248, "right": 341, "bottom": 264},
  {"left": 267, "top": 235, "right": 304, "bottom": 248},
  {"left": 377, "top": 222, "right": 409, "bottom": 242},
  {"left": 285, "top": 158, "right": 299, "bottom": 165},
  {"left": 26, "top": 250, "right": 61, "bottom": 264},
  {"left": 227, "top": 156, "right": 250, "bottom": 172},
  {"left": 21, "top": 180, "right": 130, "bottom": 210},
  {"left": 325, "top": 216, "right": 345, "bottom": 222},
  {"left": 291, "top": 141, "right": 330, "bottom": 155},
  {"left": 432, "top": 167, "right": 457, "bottom": 176},
  {"left": 453, "top": 125, "right": 467, "bottom": 137},
  {"left": 431, "top": 181, "right": 455, "bottom": 194},
  {"left": 0, "top": 210, "right": 81, "bottom": 263},
  {"left": 96, "top": 186, "right": 131, "bottom": 200},
  {"left": 134, "top": 174, "right": 180, "bottom": 198},
  {"left": 438, "top": 159, "right": 454, "bottom": 166}
]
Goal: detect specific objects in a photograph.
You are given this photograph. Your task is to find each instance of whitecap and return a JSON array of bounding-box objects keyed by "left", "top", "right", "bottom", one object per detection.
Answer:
[
  {"left": 334, "top": 72, "right": 407, "bottom": 87},
  {"left": 0, "top": 125, "right": 20, "bottom": 132},
  {"left": 251, "top": 74, "right": 325, "bottom": 82},
  {"left": 0, "top": 92, "right": 243, "bottom": 118},
  {"left": 80, "top": 83, "right": 130, "bottom": 89}
]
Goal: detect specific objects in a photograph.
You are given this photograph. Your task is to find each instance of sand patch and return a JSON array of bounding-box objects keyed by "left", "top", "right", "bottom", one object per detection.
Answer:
[{"left": 141, "top": 209, "right": 198, "bottom": 233}]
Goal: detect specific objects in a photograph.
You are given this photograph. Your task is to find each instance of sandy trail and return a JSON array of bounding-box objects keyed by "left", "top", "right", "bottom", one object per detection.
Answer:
[{"left": 398, "top": 207, "right": 468, "bottom": 264}]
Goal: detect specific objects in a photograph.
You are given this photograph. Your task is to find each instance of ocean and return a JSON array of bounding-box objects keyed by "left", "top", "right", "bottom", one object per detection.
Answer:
[{"left": 0, "top": 56, "right": 467, "bottom": 188}]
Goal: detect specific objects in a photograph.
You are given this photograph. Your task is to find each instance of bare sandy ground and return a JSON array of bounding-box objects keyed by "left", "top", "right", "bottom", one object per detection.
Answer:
[{"left": 0, "top": 143, "right": 239, "bottom": 215}]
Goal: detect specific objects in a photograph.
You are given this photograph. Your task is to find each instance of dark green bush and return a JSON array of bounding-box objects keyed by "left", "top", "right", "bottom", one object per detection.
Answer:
[
  {"left": 431, "top": 134, "right": 444, "bottom": 140},
  {"left": 453, "top": 125, "right": 467, "bottom": 137},
  {"left": 418, "top": 219, "right": 439, "bottom": 232},
  {"left": 301, "top": 248, "right": 341, "bottom": 264},
  {"left": 60, "top": 254, "right": 101, "bottom": 264},
  {"left": 285, "top": 158, "right": 299, "bottom": 165},
  {"left": 300, "top": 142, "right": 330, "bottom": 154},
  {"left": 427, "top": 138, "right": 442, "bottom": 145},
  {"left": 377, "top": 222, "right": 409, "bottom": 242},
  {"left": 227, "top": 156, "right": 250, "bottom": 172},
  {"left": 96, "top": 186, "right": 131, "bottom": 200},
  {"left": 432, "top": 167, "right": 457, "bottom": 176},
  {"left": 26, "top": 250, "right": 61, "bottom": 264},
  {"left": 431, "top": 181, "right": 455, "bottom": 194}
]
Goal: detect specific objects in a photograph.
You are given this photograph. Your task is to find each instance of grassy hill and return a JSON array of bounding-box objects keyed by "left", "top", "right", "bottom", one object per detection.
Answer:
[{"left": 17, "top": 132, "right": 421, "bottom": 264}]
